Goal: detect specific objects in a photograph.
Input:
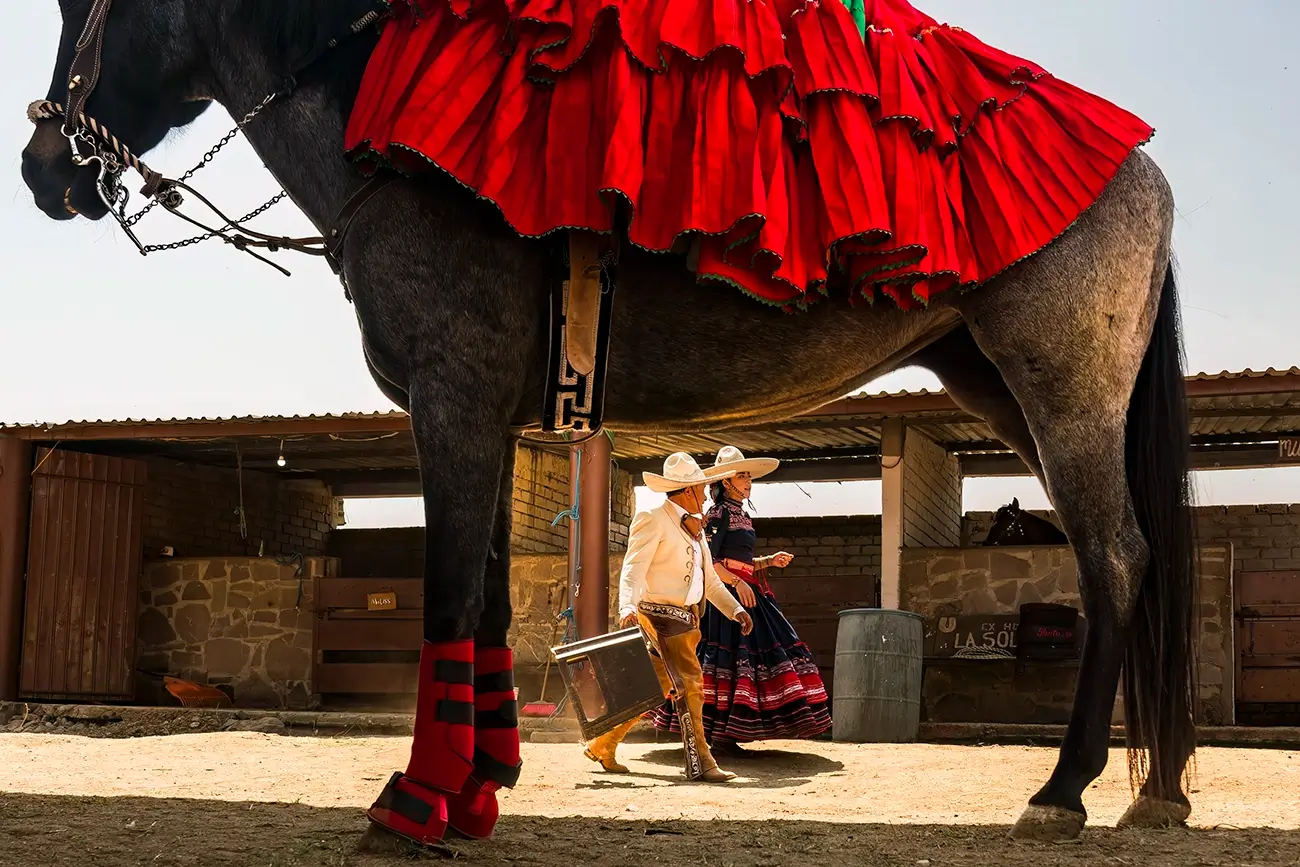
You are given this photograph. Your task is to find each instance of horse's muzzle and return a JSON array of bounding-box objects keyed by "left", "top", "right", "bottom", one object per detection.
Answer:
[{"left": 21, "top": 124, "right": 109, "bottom": 221}]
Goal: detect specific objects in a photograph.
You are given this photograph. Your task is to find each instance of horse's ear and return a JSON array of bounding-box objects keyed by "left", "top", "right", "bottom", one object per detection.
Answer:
[{"left": 1011, "top": 497, "right": 1020, "bottom": 508}]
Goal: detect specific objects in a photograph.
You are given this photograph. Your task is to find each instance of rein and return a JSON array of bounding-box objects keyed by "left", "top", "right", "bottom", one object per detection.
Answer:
[{"left": 30, "top": 0, "right": 391, "bottom": 278}]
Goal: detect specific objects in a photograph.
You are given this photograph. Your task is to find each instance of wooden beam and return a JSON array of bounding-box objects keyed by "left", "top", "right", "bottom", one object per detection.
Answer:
[
  {"left": 330, "top": 478, "right": 424, "bottom": 498},
  {"left": 620, "top": 449, "right": 882, "bottom": 483},
  {"left": 959, "top": 445, "right": 1290, "bottom": 478}
]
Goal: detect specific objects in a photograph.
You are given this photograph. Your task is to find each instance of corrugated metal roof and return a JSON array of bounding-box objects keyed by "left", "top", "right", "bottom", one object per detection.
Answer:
[
  {"left": 4, "top": 368, "right": 1300, "bottom": 471},
  {"left": 0, "top": 410, "right": 408, "bottom": 432}
]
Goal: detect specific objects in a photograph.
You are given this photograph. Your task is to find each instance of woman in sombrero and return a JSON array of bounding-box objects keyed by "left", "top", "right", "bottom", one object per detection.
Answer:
[{"left": 651, "top": 446, "right": 831, "bottom": 753}]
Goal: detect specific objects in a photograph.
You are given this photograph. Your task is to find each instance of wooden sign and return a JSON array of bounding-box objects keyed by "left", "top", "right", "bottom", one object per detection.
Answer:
[
  {"left": 367, "top": 591, "right": 397, "bottom": 612},
  {"left": 1279, "top": 436, "right": 1300, "bottom": 463},
  {"left": 927, "top": 614, "right": 1019, "bottom": 659}
]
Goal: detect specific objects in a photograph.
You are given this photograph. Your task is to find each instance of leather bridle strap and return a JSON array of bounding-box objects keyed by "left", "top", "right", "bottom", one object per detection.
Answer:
[
  {"left": 64, "top": 0, "right": 112, "bottom": 142},
  {"left": 327, "top": 174, "right": 399, "bottom": 262}
]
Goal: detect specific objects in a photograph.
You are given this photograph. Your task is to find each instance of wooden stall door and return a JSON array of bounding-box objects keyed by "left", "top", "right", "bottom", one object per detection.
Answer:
[
  {"left": 1237, "top": 570, "right": 1300, "bottom": 723},
  {"left": 313, "top": 576, "right": 424, "bottom": 698},
  {"left": 19, "top": 449, "right": 147, "bottom": 702}
]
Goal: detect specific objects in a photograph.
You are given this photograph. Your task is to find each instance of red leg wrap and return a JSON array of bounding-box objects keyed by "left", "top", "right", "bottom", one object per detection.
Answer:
[
  {"left": 366, "top": 771, "right": 450, "bottom": 846},
  {"left": 407, "top": 639, "right": 476, "bottom": 793},
  {"left": 446, "top": 646, "right": 523, "bottom": 840}
]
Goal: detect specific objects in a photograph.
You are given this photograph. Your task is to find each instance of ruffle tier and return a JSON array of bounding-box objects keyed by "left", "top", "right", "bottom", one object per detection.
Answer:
[{"left": 345, "top": 0, "right": 1154, "bottom": 309}]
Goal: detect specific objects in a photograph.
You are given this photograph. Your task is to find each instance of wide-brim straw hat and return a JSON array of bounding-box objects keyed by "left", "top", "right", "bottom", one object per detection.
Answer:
[
  {"left": 711, "top": 445, "right": 780, "bottom": 480},
  {"left": 642, "top": 451, "right": 736, "bottom": 493}
]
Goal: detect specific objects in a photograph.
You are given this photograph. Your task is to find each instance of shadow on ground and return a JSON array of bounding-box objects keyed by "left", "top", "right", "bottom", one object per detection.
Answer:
[
  {"left": 583, "top": 745, "right": 846, "bottom": 789},
  {"left": 2, "top": 793, "right": 1297, "bottom": 867}
]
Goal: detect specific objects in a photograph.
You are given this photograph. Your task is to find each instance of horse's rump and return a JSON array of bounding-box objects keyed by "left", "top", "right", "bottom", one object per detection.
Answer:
[{"left": 344, "top": 0, "right": 1153, "bottom": 310}]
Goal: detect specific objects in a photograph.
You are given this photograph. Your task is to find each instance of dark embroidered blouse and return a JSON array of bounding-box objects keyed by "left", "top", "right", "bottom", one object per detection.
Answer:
[{"left": 704, "top": 497, "right": 755, "bottom": 565}]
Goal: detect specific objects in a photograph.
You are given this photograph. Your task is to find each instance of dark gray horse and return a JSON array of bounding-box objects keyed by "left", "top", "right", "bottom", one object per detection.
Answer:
[{"left": 20, "top": 0, "right": 1196, "bottom": 845}]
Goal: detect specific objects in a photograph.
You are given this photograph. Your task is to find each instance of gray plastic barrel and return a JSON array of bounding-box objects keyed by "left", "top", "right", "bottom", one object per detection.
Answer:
[{"left": 832, "top": 608, "right": 924, "bottom": 743}]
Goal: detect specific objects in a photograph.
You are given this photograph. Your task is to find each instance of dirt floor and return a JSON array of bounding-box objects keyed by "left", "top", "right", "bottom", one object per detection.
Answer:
[{"left": 2, "top": 732, "right": 1299, "bottom": 866}]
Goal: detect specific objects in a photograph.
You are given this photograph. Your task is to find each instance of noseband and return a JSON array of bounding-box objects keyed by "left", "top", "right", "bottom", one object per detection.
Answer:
[{"left": 29, "top": 0, "right": 394, "bottom": 279}]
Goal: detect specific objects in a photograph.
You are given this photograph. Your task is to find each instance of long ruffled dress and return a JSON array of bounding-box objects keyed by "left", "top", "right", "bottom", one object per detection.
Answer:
[
  {"left": 650, "top": 497, "right": 832, "bottom": 742},
  {"left": 344, "top": 0, "right": 1153, "bottom": 310}
]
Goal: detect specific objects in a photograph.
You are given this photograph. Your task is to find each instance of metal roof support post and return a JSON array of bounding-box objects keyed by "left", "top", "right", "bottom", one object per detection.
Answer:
[
  {"left": 566, "top": 446, "right": 582, "bottom": 636},
  {"left": 879, "top": 419, "right": 905, "bottom": 610},
  {"left": 0, "top": 440, "right": 33, "bottom": 701},
  {"left": 575, "top": 434, "right": 612, "bottom": 639}
]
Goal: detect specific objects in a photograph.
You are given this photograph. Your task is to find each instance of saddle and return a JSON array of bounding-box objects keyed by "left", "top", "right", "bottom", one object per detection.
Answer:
[{"left": 542, "top": 230, "right": 618, "bottom": 436}]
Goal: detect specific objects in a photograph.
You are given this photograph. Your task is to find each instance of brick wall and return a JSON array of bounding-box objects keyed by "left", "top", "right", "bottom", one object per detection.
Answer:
[
  {"left": 902, "top": 430, "right": 961, "bottom": 548},
  {"left": 752, "top": 515, "right": 883, "bottom": 695},
  {"left": 966, "top": 504, "right": 1300, "bottom": 579},
  {"left": 327, "top": 447, "right": 638, "bottom": 575},
  {"left": 509, "top": 446, "right": 635, "bottom": 554},
  {"left": 327, "top": 528, "right": 425, "bottom": 578},
  {"left": 142, "top": 458, "right": 333, "bottom": 559}
]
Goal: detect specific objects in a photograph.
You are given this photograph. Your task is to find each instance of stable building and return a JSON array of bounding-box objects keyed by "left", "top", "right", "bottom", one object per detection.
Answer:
[{"left": 1, "top": 367, "right": 1298, "bottom": 727}]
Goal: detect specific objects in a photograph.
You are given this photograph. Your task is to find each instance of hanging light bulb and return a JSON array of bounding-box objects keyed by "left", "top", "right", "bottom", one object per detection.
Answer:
[{"left": 276, "top": 439, "right": 287, "bottom": 468}]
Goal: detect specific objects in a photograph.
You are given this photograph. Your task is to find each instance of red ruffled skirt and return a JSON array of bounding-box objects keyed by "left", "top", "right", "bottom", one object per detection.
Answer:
[{"left": 345, "top": 0, "right": 1154, "bottom": 309}]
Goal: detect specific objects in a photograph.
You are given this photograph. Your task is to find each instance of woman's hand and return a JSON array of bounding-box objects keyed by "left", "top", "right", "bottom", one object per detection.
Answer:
[
  {"left": 770, "top": 551, "right": 794, "bottom": 568},
  {"left": 733, "top": 579, "right": 756, "bottom": 608},
  {"left": 736, "top": 611, "right": 754, "bottom": 636},
  {"left": 619, "top": 613, "right": 638, "bottom": 629},
  {"left": 716, "top": 564, "right": 756, "bottom": 608}
]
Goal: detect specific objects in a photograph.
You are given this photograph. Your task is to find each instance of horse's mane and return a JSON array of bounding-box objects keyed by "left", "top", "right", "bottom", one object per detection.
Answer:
[{"left": 227, "top": 0, "right": 380, "bottom": 115}]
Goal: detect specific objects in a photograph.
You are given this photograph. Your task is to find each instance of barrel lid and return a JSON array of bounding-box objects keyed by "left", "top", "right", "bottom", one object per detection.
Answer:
[{"left": 837, "top": 607, "right": 923, "bottom": 620}]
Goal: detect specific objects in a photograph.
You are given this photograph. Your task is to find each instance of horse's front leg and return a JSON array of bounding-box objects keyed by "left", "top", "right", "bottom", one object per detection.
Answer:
[
  {"left": 362, "top": 375, "right": 512, "bottom": 845},
  {"left": 359, "top": 292, "right": 536, "bottom": 846},
  {"left": 444, "top": 446, "right": 524, "bottom": 840}
]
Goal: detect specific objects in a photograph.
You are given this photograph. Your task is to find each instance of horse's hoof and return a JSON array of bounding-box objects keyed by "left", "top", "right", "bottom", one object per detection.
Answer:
[
  {"left": 1009, "top": 805, "right": 1087, "bottom": 842},
  {"left": 357, "top": 822, "right": 409, "bottom": 854},
  {"left": 357, "top": 822, "right": 456, "bottom": 856},
  {"left": 1117, "top": 796, "right": 1191, "bottom": 829}
]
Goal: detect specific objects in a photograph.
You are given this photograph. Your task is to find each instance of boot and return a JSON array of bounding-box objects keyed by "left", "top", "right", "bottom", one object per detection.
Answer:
[
  {"left": 446, "top": 646, "right": 524, "bottom": 839},
  {"left": 583, "top": 717, "right": 639, "bottom": 773},
  {"left": 367, "top": 640, "right": 475, "bottom": 845}
]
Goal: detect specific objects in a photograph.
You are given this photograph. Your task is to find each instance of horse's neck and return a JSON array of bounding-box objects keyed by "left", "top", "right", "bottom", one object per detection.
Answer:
[
  {"left": 235, "top": 90, "right": 359, "bottom": 234},
  {"left": 204, "top": 0, "right": 372, "bottom": 232}
]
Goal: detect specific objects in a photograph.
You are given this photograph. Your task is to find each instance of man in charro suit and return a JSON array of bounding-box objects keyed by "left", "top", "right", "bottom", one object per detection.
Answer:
[{"left": 583, "top": 452, "right": 754, "bottom": 782}]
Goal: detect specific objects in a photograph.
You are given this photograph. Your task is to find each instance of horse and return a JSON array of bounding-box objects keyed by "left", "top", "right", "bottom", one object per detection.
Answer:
[
  {"left": 20, "top": 0, "right": 1197, "bottom": 845},
  {"left": 983, "top": 498, "right": 1070, "bottom": 547}
]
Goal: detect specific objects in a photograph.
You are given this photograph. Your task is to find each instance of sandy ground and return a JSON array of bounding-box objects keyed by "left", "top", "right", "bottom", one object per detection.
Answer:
[{"left": 2, "top": 733, "right": 1299, "bottom": 866}]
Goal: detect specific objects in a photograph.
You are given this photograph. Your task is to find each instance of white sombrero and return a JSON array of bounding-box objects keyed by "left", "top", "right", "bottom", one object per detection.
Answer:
[
  {"left": 642, "top": 452, "right": 736, "bottom": 494},
  {"left": 711, "top": 445, "right": 780, "bottom": 480}
]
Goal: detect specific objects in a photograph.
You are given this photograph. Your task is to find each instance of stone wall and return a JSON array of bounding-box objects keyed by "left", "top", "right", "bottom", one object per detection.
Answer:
[
  {"left": 509, "top": 553, "right": 626, "bottom": 704},
  {"left": 143, "top": 457, "right": 334, "bottom": 559},
  {"left": 900, "top": 544, "right": 1234, "bottom": 725},
  {"left": 136, "top": 556, "right": 337, "bottom": 709}
]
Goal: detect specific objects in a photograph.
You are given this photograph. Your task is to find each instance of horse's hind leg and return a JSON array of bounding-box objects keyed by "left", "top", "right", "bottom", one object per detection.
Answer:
[
  {"left": 912, "top": 328, "right": 1043, "bottom": 482},
  {"left": 955, "top": 151, "right": 1194, "bottom": 840}
]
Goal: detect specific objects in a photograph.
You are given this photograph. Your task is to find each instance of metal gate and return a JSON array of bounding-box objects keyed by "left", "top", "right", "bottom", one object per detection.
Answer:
[
  {"left": 20, "top": 449, "right": 147, "bottom": 702},
  {"left": 1237, "top": 570, "right": 1300, "bottom": 724}
]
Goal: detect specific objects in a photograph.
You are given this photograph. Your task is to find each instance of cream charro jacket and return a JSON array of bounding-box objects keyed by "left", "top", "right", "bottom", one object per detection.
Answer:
[{"left": 617, "top": 501, "right": 745, "bottom": 623}]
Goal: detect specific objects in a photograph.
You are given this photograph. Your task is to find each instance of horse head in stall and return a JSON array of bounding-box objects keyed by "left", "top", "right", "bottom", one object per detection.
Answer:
[{"left": 984, "top": 498, "right": 1069, "bottom": 546}]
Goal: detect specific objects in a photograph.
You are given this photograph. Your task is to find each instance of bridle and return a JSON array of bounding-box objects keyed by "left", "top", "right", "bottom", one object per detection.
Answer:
[
  {"left": 28, "top": 0, "right": 396, "bottom": 279},
  {"left": 30, "top": 0, "right": 608, "bottom": 448}
]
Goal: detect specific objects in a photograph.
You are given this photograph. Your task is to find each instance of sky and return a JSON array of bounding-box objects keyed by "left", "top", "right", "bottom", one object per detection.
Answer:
[{"left": 2, "top": 1, "right": 1298, "bottom": 527}]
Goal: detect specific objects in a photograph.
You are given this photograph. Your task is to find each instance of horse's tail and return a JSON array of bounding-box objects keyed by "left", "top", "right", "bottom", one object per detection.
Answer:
[{"left": 1121, "top": 258, "right": 1198, "bottom": 796}]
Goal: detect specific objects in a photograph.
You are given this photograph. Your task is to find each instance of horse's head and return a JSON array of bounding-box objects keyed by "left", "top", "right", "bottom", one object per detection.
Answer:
[{"left": 21, "top": 0, "right": 212, "bottom": 221}]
